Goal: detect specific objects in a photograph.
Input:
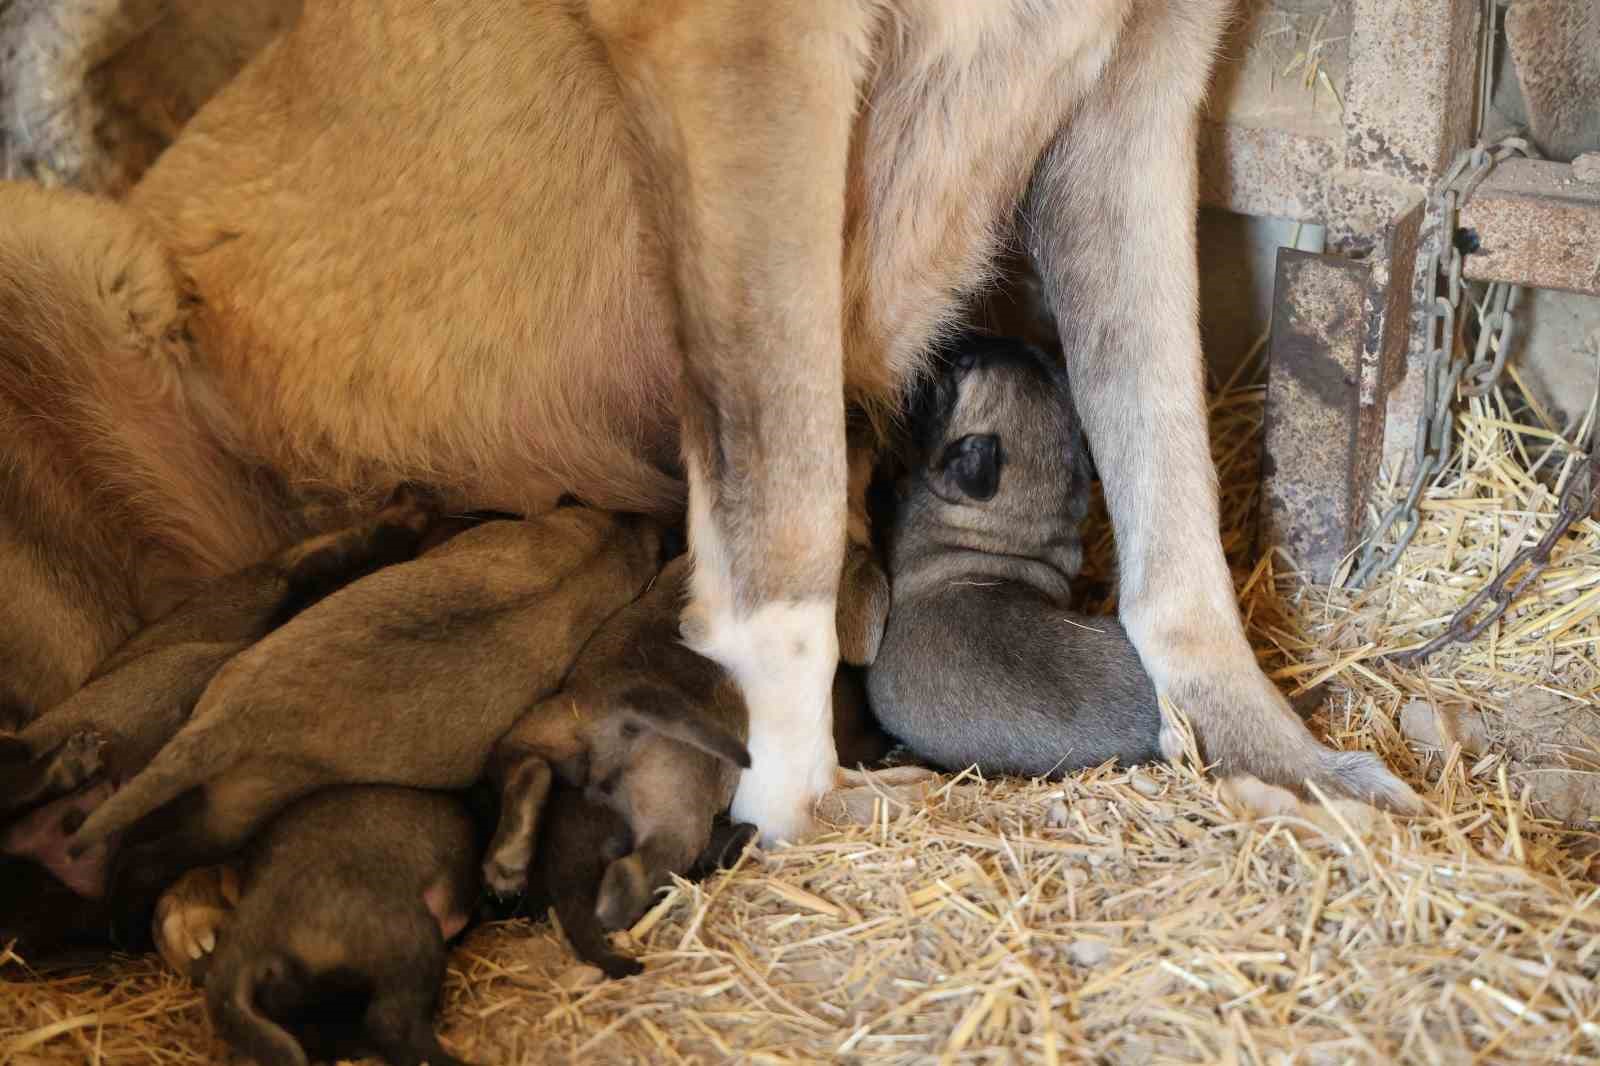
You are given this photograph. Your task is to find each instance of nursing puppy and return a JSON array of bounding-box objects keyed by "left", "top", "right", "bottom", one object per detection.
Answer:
[
  {"left": 204, "top": 786, "right": 476, "bottom": 1066},
  {"left": 483, "top": 553, "right": 750, "bottom": 933},
  {"left": 0, "top": 489, "right": 435, "bottom": 957},
  {"left": 0, "top": 487, "right": 436, "bottom": 821},
  {"left": 514, "top": 785, "right": 757, "bottom": 980},
  {"left": 69, "top": 507, "right": 662, "bottom": 903},
  {"left": 868, "top": 334, "right": 1162, "bottom": 777}
]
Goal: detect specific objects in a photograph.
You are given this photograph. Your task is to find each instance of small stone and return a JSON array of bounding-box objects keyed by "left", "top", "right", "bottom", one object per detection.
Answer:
[
  {"left": 1128, "top": 770, "right": 1161, "bottom": 797},
  {"left": 1574, "top": 152, "right": 1600, "bottom": 183},
  {"left": 1066, "top": 939, "right": 1110, "bottom": 967},
  {"left": 1086, "top": 852, "right": 1106, "bottom": 868},
  {"left": 1063, "top": 867, "right": 1090, "bottom": 888},
  {"left": 1045, "top": 799, "right": 1071, "bottom": 827}
]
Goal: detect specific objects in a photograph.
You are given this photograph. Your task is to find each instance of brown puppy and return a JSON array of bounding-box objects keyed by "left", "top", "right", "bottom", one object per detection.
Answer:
[
  {"left": 0, "top": 489, "right": 434, "bottom": 958},
  {"left": 483, "top": 554, "right": 749, "bottom": 931},
  {"left": 520, "top": 784, "right": 759, "bottom": 980},
  {"left": 68, "top": 507, "right": 662, "bottom": 903},
  {"left": 204, "top": 786, "right": 476, "bottom": 1066},
  {"left": 0, "top": 487, "right": 436, "bottom": 822}
]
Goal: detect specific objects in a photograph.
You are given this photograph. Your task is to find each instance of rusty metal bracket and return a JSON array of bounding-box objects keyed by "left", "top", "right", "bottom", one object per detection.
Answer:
[
  {"left": 1259, "top": 197, "right": 1422, "bottom": 582},
  {"left": 1458, "top": 158, "right": 1600, "bottom": 298}
]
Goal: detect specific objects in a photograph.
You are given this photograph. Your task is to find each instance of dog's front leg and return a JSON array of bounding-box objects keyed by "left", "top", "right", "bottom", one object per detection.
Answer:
[
  {"left": 1024, "top": 7, "right": 1419, "bottom": 813},
  {"left": 590, "top": 2, "right": 873, "bottom": 842}
]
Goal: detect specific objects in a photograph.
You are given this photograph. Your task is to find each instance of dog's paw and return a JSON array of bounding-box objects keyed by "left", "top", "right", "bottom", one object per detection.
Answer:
[
  {"left": 1164, "top": 670, "right": 1422, "bottom": 816},
  {"left": 154, "top": 864, "right": 238, "bottom": 983},
  {"left": 697, "top": 601, "right": 840, "bottom": 845},
  {"left": 481, "top": 854, "right": 530, "bottom": 900}
]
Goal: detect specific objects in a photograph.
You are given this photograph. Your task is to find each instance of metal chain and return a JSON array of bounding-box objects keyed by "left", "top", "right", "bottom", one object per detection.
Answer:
[
  {"left": 1391, "top": 435, "right": 1597, "bottom": 666},
  {"left": 1347, "top": 134, "right": 1536, "bottom": 589}
]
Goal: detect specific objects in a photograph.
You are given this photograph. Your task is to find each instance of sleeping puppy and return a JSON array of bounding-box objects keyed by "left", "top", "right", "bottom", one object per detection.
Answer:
[
  {"left": 67, "top": 506, "right": 662, "bottom": 907},
  {"left": 0, "top": 488, "right": 436, "bottom": 958},
  {"left": 511, "top": 784, "right": 758, "bottom": 980},
  {"left": 866, "top": 332, "right": 1162, "bottom": 777},
  {"left": 482, "top": 553, "right": 750, "bottom": 934},
  {"left": 0, "top": 486, "right": 437, "bottom": 821},
  {"left": 204, "top": 786, "right": 476, "bottom": 1066}
]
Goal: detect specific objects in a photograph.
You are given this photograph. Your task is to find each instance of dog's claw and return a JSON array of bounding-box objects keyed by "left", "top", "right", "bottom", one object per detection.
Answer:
[{"left": 154, "top": 865, "right": 235, "bottom": 983}]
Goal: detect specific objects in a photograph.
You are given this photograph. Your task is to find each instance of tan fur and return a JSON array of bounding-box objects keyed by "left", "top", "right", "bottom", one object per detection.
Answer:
[{"left": 2, "top": 0, "right": 1418, "bottom": 840}]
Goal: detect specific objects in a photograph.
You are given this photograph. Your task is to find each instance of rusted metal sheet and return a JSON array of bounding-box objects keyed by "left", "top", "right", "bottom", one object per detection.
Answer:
[
  {"left": 1458, "top": 159, "right": 1600, "bottom": 297},
  {"left": 1261, "top": 250, "right": 1373, "bottom": 581},
  {"left": 1343, "top": 0, "right": 1479, "bottom": 184},
  {"left": 1197, "top": 121, "right": 1338, "bottom": 223},
  {"left": 1357, "top": 197, "right": 1424, "bottom": 463}
]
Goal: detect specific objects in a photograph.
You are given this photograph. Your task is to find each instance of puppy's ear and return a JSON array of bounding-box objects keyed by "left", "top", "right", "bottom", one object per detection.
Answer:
[
  {"left": 936, "top": 434, "right": 1001, "bottom": 501},
  {"left": 616, "top": 685, "right": 751, "bottom": 769}
]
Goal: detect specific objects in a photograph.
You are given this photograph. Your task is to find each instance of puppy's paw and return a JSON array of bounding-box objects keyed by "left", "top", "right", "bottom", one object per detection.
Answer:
[
  {"left": 54, "top": 731, "right": 104, "bottom": 783},
  {"left": 378, "top": 481, "right": 442, "bottom": 532},
  {"left": 481, "top": 854, "right": 529, "bottom": 900},
  {"left": 154, "top": 864, "right": 238, "bottom": 983},
  {"left": 4, "top": 731, "right": 106, "bottom": 814},
  {"left": 686, "top": 820, "right": 758, "bottom": 880},
  {"left": 1164, "top": 670, "right": 1422, "bottom": 816},
  {"left": 596, "top": 853, "right": 652, "bottom": 932},
  {"left": 836, "top": 544, "right": 890, "bottom": 666}
]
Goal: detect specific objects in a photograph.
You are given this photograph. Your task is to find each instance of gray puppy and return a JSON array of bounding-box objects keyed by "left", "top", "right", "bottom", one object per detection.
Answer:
[
  {"left": 204, "top": 786, "right": 477, "bottom": 1066},
  {"left": 867, "top": 332, "right": 1161, "bottom": 777},
  {"left": 69, "top": 507, "right": 662, "bottom": 900},
  {"left": 483, "top": 554, "right": 750, "bottom": 933}
]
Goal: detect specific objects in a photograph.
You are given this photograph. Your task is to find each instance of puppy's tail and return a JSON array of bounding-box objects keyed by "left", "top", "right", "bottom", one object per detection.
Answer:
[
  {"left": 68, "top": 726, "right": 224, "bottom": 853},
  {"left": 207, "top": 952, "right": 310, "bottom": 1066},
  {"left": 617, "top": 685, "right": 751, "bottom": 769}
]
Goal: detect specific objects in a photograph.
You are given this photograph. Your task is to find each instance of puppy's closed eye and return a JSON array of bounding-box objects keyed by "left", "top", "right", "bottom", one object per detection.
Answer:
[{"left": 938, "top": 434, "right": 1001, "bottom": 501}]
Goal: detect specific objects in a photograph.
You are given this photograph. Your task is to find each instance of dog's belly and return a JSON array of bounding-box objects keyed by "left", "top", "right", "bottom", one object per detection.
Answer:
[
  {"left": 131, "top": 0, "right": 684, "bottom": 515},
  {"left": 127, "top": 0, "right": 1127, "bottom": 515}
]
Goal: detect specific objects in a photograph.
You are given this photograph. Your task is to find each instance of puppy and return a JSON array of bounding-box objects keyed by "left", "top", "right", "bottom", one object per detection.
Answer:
[
  {"left": 68, "top": 507, "right": 662, "bottom": 905},
  {"left": 482, "top": 553, "right": 750, "bottom": 933},
  {"left": 204, "top": 786, "right": 476, "bottom": 1066},
  {"left": 867, "top": 334, "right": 1162, "bottom": 777},
  {"left": 0, "top": 487, "right": 436, "bottom": 821},
  {"left": 0, "top": 490, "right": 435, "bottom": 958},
  {"left": 510, "top": 783, "right": 759, "bottom": 980}
]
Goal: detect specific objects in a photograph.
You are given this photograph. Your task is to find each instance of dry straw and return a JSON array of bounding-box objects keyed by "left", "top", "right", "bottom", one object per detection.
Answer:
[{"left": 4, "top": 377, "right": 1598, "bottom": 1065}]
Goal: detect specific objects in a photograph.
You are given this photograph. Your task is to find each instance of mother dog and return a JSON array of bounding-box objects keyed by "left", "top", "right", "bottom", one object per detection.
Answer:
[{"left": 0, "top": 0, "right": 1419, "bottom": 843}]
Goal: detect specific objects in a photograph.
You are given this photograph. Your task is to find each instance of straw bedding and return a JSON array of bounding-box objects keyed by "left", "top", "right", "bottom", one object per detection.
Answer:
[{"left": 4, "top": 371, "right": 1598, "bottom": 1065}]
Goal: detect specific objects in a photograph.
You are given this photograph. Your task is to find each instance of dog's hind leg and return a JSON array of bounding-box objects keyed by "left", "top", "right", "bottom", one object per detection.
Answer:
[
  {"left": 590, "top": 1, "right": 875, "bottom": 843},
  {"left": 1023, "top": 0, "right": 1418, "bottom": 813}
]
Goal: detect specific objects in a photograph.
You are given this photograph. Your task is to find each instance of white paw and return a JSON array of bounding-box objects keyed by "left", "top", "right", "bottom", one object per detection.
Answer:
[{"left": 691, "top": 600, "right": 839, "bottom": 846}]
